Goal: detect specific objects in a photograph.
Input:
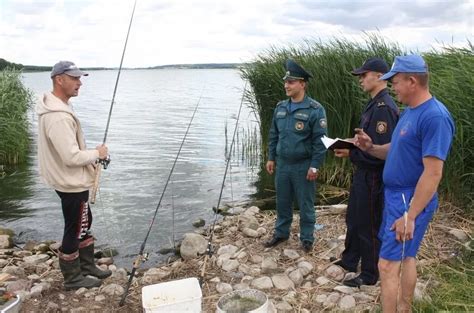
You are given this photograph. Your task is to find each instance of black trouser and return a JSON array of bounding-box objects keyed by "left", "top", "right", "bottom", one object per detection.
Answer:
[
  {"left": 341, "top": 167, "right": 383, "bottom": 284},
  {"left": 56, "top": 190, "right": 93, "bottom": 255}
]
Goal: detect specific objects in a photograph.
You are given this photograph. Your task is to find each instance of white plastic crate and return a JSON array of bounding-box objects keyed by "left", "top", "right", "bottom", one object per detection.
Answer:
[{"left": 142, "top": 277, "right": 202, "bottom": 312}]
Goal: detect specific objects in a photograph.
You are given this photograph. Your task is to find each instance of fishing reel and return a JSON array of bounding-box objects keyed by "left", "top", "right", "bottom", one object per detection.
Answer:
[{"left": 99, "top": 155, "right": 111, "bottom": 169}]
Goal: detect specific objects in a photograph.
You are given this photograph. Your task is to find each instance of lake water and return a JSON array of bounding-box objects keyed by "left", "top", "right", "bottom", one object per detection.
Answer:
[{"left": 0, "top": 69, "right": 261, "bottom": 267}]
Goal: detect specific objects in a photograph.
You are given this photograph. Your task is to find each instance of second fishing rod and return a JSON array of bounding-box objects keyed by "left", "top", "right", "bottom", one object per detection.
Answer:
[{"left": 119, "top": 90, "right": 204, "bottom": 306}]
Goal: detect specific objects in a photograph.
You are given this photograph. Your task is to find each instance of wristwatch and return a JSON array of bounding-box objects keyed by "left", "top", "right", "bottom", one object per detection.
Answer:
[{"left": 310, "top": 167, "right": 318, "bottom": 174}]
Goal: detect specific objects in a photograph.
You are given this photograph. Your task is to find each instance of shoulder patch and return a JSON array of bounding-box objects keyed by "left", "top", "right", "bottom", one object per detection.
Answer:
[
  {"left": 376, "top": 121, "right": 387, "bottom": 134},
  {"left": 377, "top": 101, "right": 386, "bottom": 107},
  {"left": 310, "top": 100, "right": 321, "bottom": 109},
  {"left": 319, "top": 118, "right": 327, "bottom": 128},
  {"left": 276, "top": 101, "right": 285, "bottom": 107}
]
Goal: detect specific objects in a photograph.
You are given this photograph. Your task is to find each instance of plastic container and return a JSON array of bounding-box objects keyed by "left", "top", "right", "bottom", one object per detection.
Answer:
[
  {"left": 142, "top": 277, "right": 202, "bottom": 312},
  {"left": 0, "top": 295, "right": 21, "bottom": 313},
  {"left": 216, "top": 289, "right": 269, "bottom": 313}
]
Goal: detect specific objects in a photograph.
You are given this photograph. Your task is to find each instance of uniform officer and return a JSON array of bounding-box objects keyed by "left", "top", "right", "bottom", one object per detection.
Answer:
[
  {"left": 332, "top": 57, "right": 399, "bottom": 287},
  {"left": 264, "top": 59, "right": 328, "bottom": 252}
]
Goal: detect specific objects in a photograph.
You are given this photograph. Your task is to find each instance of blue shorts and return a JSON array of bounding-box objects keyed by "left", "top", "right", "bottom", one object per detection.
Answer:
[{"left": 379, "top": 187, "right": 437, "bottom": 261}]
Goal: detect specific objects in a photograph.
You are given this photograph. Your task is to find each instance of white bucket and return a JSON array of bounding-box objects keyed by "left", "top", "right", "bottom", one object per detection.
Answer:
[
  {"left": 216, "top": 289, "right": 269, "bottom": 313},
  {"left": 142, "top": 277, "right": 202, "bottom": 312}
]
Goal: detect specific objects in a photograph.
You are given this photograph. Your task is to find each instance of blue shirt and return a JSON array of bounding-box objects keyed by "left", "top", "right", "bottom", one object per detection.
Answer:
[{"left": 383, "top": 97, "right": 455, "bottom": 188}]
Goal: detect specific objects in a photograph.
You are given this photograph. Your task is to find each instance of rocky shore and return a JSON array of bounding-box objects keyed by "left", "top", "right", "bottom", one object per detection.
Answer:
[{"left": 0, "top": 202, "right": 470, "bottom": 312}]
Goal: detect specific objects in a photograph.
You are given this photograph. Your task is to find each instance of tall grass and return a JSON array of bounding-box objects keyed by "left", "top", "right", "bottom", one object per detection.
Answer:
[
  {"left": 241, "top": 35, "right": 473, "bottom": 210},
  {"left": 0, "top": 68, "right": 32, "bottom": 165}
]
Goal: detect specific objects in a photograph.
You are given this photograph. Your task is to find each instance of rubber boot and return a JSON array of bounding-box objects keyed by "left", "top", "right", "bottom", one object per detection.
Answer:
[
  {"left": 59, "top": 252, "right": 102, "bottom": 291},
  {"left": 79, "top": 244, "right": 112, "bottom": 279}
]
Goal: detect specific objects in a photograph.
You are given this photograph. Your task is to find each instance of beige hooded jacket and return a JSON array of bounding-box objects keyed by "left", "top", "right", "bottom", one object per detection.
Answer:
[{"left": 37, "top": 92, "right": 99, "bottom": 192}]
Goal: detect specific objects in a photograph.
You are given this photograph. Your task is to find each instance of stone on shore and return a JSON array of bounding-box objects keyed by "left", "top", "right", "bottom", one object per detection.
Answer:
[{"left": 180, "top": 233, "right": 207, "bottom": 260}]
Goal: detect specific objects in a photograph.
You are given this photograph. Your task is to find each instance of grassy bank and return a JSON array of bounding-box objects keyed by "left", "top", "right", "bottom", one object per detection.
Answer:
[
  {"left": 0, "top": 68, "right": 32, "bottom": 165},
  {"left": 241, "top": 35, "right": 474, "bottom": 211}
]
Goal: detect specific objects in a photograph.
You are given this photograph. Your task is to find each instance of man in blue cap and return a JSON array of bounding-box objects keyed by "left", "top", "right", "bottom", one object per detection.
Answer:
[
  {"left": 264, "top": 59, "right": 327, "bottom": 252},
  {"left": 332, "top": 57, "right": 399, "bottom": 287},
  {"left": 355, "top": 55, "right": 454, "bottom": 312}
]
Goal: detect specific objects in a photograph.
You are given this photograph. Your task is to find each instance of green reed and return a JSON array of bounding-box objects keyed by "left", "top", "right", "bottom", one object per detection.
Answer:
[
  {"left": 241, "top": 35, "right": 473, "bottom": 209},
  {"left": 0, "top": 68, "right": 32, "bottom": 165}
]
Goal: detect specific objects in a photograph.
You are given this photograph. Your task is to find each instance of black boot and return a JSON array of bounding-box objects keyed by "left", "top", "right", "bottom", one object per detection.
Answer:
[
  {"left": 79, "top": 244, "right": 112, "bottom": 279},
  {"left": 59, "top": 251, "right": 102, "bottom": 290}
]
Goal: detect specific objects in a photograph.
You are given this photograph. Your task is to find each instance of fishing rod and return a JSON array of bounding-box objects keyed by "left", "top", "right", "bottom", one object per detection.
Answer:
[
  {"left": 91, "top": 0, "right": 137, "bottom": 204},
  {"left": 200, "top": 82, "right": 247, "bottom": 284},
  {"left": 119, "top": 91, "right": 204, "bottom": 306}
]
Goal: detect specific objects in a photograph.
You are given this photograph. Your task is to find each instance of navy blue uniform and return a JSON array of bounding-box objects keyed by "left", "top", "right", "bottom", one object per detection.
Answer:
[
  {"left": 268, "top": 95, "right": 327, "bottom": 244},
  {"left": 341, "top": 88, "right": 399, "bottom": 283}
]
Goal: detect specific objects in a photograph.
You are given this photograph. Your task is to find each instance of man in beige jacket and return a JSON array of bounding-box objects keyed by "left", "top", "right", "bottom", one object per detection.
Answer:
[{"left": 37, "top": 61, "right": 111, "bottom": 290}]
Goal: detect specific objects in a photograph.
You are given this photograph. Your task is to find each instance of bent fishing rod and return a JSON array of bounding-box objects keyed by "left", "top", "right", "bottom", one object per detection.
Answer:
[
  {"left": 119, "top": 91, "right": 204, "bottom": 306},
  {"left": 91, "top": 0, "right": 137, "bottom": 204},
  {"left": 200, "top": 82, "right": 247, "bottom": 284}
]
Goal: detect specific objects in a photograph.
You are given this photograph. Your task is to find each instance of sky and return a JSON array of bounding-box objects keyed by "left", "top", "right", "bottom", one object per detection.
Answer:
[{"left": 0, "top": 0, "right": 472, "bottom": 68}]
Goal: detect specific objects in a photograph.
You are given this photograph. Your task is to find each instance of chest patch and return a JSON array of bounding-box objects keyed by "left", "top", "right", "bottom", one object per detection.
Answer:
[
  {"left": 376, "top": 121, "right": 387, "bottom": 134},
  {"left": 295, "top": 121, "right": 305, "bottom": 131},
  {"left": 276, "top": 111, "right": 287, "bottom": 118}
]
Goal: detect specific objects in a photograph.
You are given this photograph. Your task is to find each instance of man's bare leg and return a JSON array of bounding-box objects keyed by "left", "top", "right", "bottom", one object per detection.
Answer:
[
  {"left": 399, "top": 257, "right": 417, "bottom": 312},
  {"left": 379, "top": 257, "right": 400, "bottom": 313}
]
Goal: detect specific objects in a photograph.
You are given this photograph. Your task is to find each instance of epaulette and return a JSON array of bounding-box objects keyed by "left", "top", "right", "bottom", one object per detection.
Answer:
[
  {"left": 377, "top": 101, "right": 386, "bottom": 107},
  {"left": 310, "top": 100, "right": 321, "bottom": 109}
]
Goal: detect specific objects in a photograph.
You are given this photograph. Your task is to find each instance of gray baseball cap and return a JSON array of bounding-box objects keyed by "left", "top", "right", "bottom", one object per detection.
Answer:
[{"left": 50, "top": 61, "right": 89, "bottom": 78}]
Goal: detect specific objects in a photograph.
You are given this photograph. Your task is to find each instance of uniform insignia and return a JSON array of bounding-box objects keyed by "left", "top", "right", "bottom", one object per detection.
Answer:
[
  {"left": 376, "top": 121, "right": 387, "bottom": 134},
  {"left": 319, "top": 118, "right": 327, "bottom": 128},
  {"left": 377, "top": 101, "right": 386, "bottom": 107},
  {"left": 295, "top": 121, "right": 304, "bottom": 131}
]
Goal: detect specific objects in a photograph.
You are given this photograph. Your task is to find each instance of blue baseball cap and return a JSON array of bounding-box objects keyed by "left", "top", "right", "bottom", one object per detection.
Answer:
[{"left": 380, "top": 55, "right": 428, "bottom": 80}]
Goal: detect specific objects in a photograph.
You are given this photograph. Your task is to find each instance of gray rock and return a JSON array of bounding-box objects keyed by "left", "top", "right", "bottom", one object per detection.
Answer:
[
  {"left": 0, "top": 235, "right": 11, "bottom": 249},
  {"left": 297, "top": 261, "right": 314, "bottom": 276},
  {"left": 108, "top": 264, "right": 117, "bottom": 272},
  {"left": 250, "top": 276, "right": 273, "bottom": 289},
  {"left": 239, "top": 215, "right": 259, "bottom": 230},
  {"left": 2, "top": 265, "right": 25, "bottom": 277},
  {"left": 192, "top": 218, "right": 205, "bottom": 228},
  {"left": 283, "top": 249, "right": 300, "bottom": 260},
  {"left": 111, "top": 268, "right": 128, "bottom": 281},
  {"left": 315, "top": 294, "right": 327, "bottom": 303},
  {"left": 256, "top": 227, "right": 267, "bottom": 236},
  {"left": 34, "top": 243, "right": 50, "bottom": 253},
  {"left": 13, "top": 250, "right": 32, "bottom": 258},
  {"left": 217, "top": 253, "right": 232, "bottom": 267},
  {"left": 334, "top": 285, "right": 355, "bottom": 294},
  {"left": 261, "top": 257, "right": 279, "bottom": 274},
  {"left": 338, "top": 295, "right": 356, "bottom": 310},
  {"left": 30, "top": 284, "right": 44, "bottom": 297},
  {"left": 95, "top": 295, "right": 106, "bottom": 302},
  {"left": 275, "top": 301, "right": 293, "bottom": 312},
  {"left": 228, "top": 226, "right": 238, "bottom": 233},
  {"left": 97, "top": 257, "right": 113, "bottom": 266},
  {"left": 244, "top": 206, "right": 260, "bottom": 215},
  {"left": 302, "top": 281, "right": 312, "bottom": 288},
  {"left": 222, "top": 259, "right": 240, "bottom": 272},
  {"left": 238, "top": 264, "right": 251, "bottom": 275},
  {"left": 141, "top": 268, "right": 171, "bottom": 284},
  {"left": 23, "top": 254, "right": 50, "bottom": 265},
  {"left": 288, "top": 269, "right": 304, "bottom": 286},
  {"left": 241, "top": 276, "right": 254, "bottom": 284},
  {"left": 233, "top": 283, "right": 249, "bottom": 290},
  {"left": 242, "top": 227, "right": 259, "bottom": 238},
  {"left": 323, "top": 292, "right": 340, "bottom": 307},
  {"left": 235, "top": 251, "right": 248, "bottom": 262},
  {"left": 448, "top": 229, "right": 468, "bottom": 241},
  {"left": 326, "top": 265, "right": 345, "bottom": 281},
  {"left": 250, "top": 255, "right": 263, "bottom": 264},
  {"left": 210, "top": 277, "right": 221, "bottom": 283},
  {"left": 101, "top": 283, "right": 124, "bottom": 296},
  {"left": 217, "top": 244, "right": 238, "bottom": 256},
  {"left": 316, "top": 276, "right": 330, "bottom": 285},
  {"left": 271, "top": 274, "right": 295, "bottom": 290},
  {"left": 216, "top": 282, "right": 233, "bottom": 294},
  {"left": 282, "top": 291, "right": 297, "bottom": 303},
  {"left": 75, "top": 287, "right": 87, "bottom": 295},
  {"left": 46, "top": 301, "right": 59, "bottom": 312},
  {"left": 353, "top": 292, "right": 375, "bottom": 303},
  {"left": 6, "top": 279, "right": 31, "bottom": 293},
  {"left": 180, "top": 233, "right": 207, "bottom": 260}
]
